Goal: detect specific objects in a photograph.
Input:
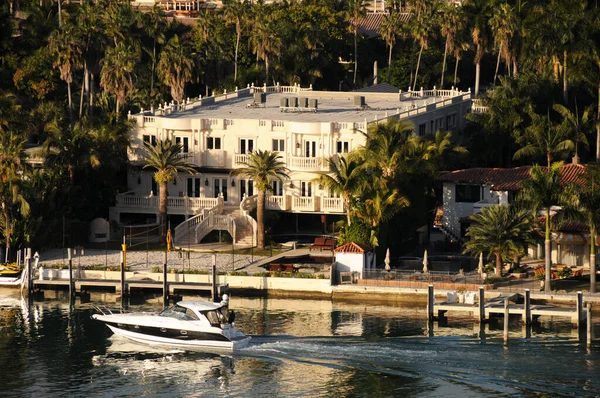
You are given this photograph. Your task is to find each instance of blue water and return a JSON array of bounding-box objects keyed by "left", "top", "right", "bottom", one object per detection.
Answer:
[{"left": 0, "top": 291, "right": 599, "bottom": 397}]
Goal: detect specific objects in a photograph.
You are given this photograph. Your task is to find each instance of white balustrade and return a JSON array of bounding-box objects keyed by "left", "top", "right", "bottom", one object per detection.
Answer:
[
  {"left": 289, "top": 156, "right": 322, "bottom": 170},
  {"left": 234, "top": 153, "right": 248, "bottom": 165},
  {"left": 321, "top": 197, "right": 344, "bottom": 213},
  {"left": 293, "top": 196, "right": 317, "bottom": 211},
  {"left": 266, "top": 195, "right": 286, "bottom": 210}
]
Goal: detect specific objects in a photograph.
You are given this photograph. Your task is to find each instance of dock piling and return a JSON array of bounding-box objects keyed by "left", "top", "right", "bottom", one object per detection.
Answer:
[
  {"left": 212, "top": 254, "right": 218, "bottom": 302},
  {"left": 587, "top": 303, "right": 593, "bottom": 348},
  {"left": 524, "top": 289, "right": 531, "bottom": 325},
  {"left": 162, "top": 250, "right": 168, "bottom": 307},
  {"left": 577, "top": 291, "right": 583, "bottom": 329},
  {"left": 479, "top": 286, "right": 485, "bottom": 323},
  {"left": 427, "top": 285, "right": 434, "bottom": 322},
  {"left": 68, "top": 248, "right": 74, "bottom": 298},
  {"left": 504, "top": 298, "right": 509, "bottom": 345}
]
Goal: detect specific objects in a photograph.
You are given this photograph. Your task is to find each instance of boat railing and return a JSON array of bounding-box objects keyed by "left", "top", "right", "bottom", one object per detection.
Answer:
[{"left": 93, "top": 305, "right": 126, "bottom": 316}]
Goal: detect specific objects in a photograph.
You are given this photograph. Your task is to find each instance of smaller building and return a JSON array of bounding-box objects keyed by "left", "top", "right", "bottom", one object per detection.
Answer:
[{"left": 334, "top": 242, "right": 376, "bottom": 280}]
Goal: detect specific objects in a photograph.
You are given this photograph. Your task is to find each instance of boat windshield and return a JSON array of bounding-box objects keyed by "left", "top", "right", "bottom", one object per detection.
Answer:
[
  {"left": 204, "top": 308, "right": 228, "bottom": 326},
  {"left": 159, "top": 305, "right": 199, "bottom": 321}
]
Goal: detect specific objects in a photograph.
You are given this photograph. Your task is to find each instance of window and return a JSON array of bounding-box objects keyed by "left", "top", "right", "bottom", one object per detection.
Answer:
[
  {"left": 272, "top": 139, "right": 285, "bottom": 152},
  {"left": 336, "top": 141, "right": 349, "bottom": 154},
  {"left": 455, "top": 184, "right": 481, "bottom": 203},
  {"left": 301, "top": 181, "right": 312, "bottom": 197},
  {"left": 175, "top": 137, "right": 189, "bottom": 153},
  {"left": 430, "top": 120, "right": 434, "bottom": 134},
  {"left": 207, "top": 137, "right": 221, "bottom": 150},
  {"left": 272, "top": 180, "right": 283, "bottom": 196},
  {"left": 187, "top": 177, "right": 201, "bottom": 197},
  {"left": 446, "top": 113, "right": 456, "bottom": 128},
  {"left": 143, "top": 135, "right": 156, "bottom": 146},
  {"left": 436, "top": 117, "right": 444, "bottom": 130},
  {"left": 418, "top": 123, "right": 426, "bottom": 136},
  {"left": 240, "top": 138, "right": 254, "bottom": 154}
]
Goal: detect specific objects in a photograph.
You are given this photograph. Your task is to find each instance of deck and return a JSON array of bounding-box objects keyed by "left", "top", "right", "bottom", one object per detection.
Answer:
[{"left": 33, "top": 278, "right": 225, "bottom": 295}]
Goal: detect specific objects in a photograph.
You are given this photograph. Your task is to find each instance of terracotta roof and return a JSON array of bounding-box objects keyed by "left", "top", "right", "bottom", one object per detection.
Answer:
[
  {"left": 358, "top": 12, "right": 411, "bottom": 39},
  {"left": 334, "top": 242, "right": 372, "bottom": 253},
  {"left": 439, "top": 163, "right": 588, "bottom": 191}
]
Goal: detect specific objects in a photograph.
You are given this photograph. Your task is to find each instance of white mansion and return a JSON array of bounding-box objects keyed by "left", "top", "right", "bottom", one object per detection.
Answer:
[{"left": 113, "top": 83, "right": 472, "bottom": 246}]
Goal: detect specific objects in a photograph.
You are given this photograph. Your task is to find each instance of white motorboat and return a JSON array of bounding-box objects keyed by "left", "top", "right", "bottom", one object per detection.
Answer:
[{"left": 92, "top": 296, "right": 251, "bottom": 350}]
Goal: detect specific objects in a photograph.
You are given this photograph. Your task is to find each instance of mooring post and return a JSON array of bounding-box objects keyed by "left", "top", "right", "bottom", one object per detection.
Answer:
[
  {"left": 68, "top": 247, "right": 74, "bottom": 297},
  {"left": 587, "top": 303, "right": 593, "bottom": 348},
  {"left": 479, "top": 286, "right": 485, "bottom": 323},
  {"left": 577, "top": 291, "right": 583, "bottom": 329},
  {"left": 524, "top": 289, "right": 531, "bottom": 325},
  {"left": 212, "top": 254, "right": 218, "bottom": 302},
  {"left": 504, "top": 298, "right": 509, "bottom": 345},
  {"left": 427, "top": 285, "right": 434, "bottom": 322},
  {"left": 162, "top": 250, "right": 168, "bottom": 307},
  {"left": 120, "top": 237, "right": 127, "bottom": 300},
  {"left": 26, "top": 249, "right": 32, "bottom": 299}
]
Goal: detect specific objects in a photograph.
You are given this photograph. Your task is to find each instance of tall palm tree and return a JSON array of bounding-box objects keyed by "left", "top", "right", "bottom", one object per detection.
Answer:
[
  {"left": 223, "top": 0, "right": 248, "bottom": 84},
  {"left": 142, "top": 140, "right": 196, "bottom": 239},
  {"left": 561, "top": 164, "right": 600, "bottom": 293},
  {"left": 464, "top": 204, "right": 536, "bottom": 277},
  {"left": 347, "top": 0, "right": 366, "bottom": 85},
  {"left": 411, "top": 8, "right": 436, "bottom": 91},
  {"left": 514, "top": 106, "right": 575, "bottom": 166},
  {"left": 0, "top": 131, "right": 30, "bottom": 262},
  {"left": 143, "top": 5, "right": 168, "bottom": 96},
  {"left": 518, "top": 162, "right": 569, "bottom": 293},
  {"left": 357, "top": 187, "right": 409, "bottom": 248},
  {"left": 100, "top": 42, "right": 138, "bottom": 116},
  {"left": 48, "top": 25, "right": 82, "bottom": 122},
  {"left": 231, "top": 150, "right": 289, "bottom": 250},
  {"left": 553, "top": 103, "right": 596, "bottom": 161},
  {"left": 489, "top": 3, "right": 517, "bottom": 84},
  {"left": 249, "top": 12, "right": 281, "bottom": 85},
  {"left": 464, "top": 0, "right": 492, "bottom": 97},
  {"left": 439, "top": 3, "right": 462, "bottom": 88},
  {"left": 313, "top": 155, "right": 363, "bottom": 226},
  {"left": 379, "top": 10, "right": 401, "bottom": 83},
  {"left": 157, "top": 35, "right": 193, "bottom": 105}
]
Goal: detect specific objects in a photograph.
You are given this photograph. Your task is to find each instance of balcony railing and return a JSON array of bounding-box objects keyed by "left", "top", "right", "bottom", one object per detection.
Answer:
[
  {"left": 288, "top": 156, "right": 324, "bottom": 171},
  {"left": 266, "top": 195, "right": 286, "bottom": 211},
  {"left": 115, "top": 194, "right": 219, "bottom": 214},
  {"left": 293, "top": 196, "right": 317, "bottom": 212},
  {"left": 321, "top": 197, "right": 344, "bottom": 213}
]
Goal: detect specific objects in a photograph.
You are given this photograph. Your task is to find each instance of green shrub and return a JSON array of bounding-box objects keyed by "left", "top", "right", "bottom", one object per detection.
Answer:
[
  {"left": 557, "top": 267, "right": 572, "bottom": 279},
  {"left": 484, "top": 276, "right": 509, "bottom": 285},
  {"left": 228, "top": 271, "right": 249, "bottom": 276}
]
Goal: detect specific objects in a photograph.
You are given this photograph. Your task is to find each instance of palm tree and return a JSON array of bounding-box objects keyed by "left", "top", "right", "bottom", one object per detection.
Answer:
[
  {"left": 513, "top": 106, "right": 575, "bottom": 166},
  {"left": 157, "top": 35, "right": 193, "bottom": 105},
  {"left": 553, "top": 103, "right": 596, "bottom": 161},
  {"left": 0, "top": 131, "right": 30, "bottom": 262},
  {"left": 464, "top": 0, "right": 492, "bottom": 97},
  {"left": 223, "top": 0, "right": 248, "bottom": 84},
  {"left": 464, "top": 204, "right": 536, "bottom": 277},
  {"left": 518, "top": 162, "right": 569, "bottom": 293},
  {"left": 356, "top": 187, "right": 409, "bottom": 248},
  {"left": 561, "top": 165, "right": 600, "bottom": 293},
  {"left": 143, "top": 5, "right": 168, "bottom": 96},
  {"left": 48, "top": 25, "right": 82, "bottom": 122},
  {"left": 347, "top": 0, "right": 366, "bottom": 85},
  {"left": 231, "top": 150, "right": 289, "bottom": 250},
  {"left": 439, "top": 3, "right": 463, "bottom": 88},
  {"left": 489, "top": 3, "right": 517, "bottom": 84},
  {"left": 313, "top": 155, "right": 363, "bottom": 226},
  {"left": 379, "top": 11, "right": 401, "bottom": 82},
  {"left": 142, "top": 140, "right": 196, "bottom": 239},
  {"left": 249, "top": 12, "right": 281, "bottom": 85},
  {"left": 411, "top": 8, "right": 436, "bottom": 91},
  {"left": 100, "top": 42, "right": 138, "bottom": 116}
]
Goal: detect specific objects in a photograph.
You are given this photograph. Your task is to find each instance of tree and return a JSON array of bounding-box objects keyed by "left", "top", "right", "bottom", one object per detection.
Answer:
[
  {"left": 143, "top": 5, "right": 168, "bottom": 96},
  {"left": 249, "top": 9, "right": 281, "bottom": 85},
  {"left": 0, "top": 131, "right": 30, "bottom": 262},
  {"left": 347, "top": 0, "right": 366, "bottom": 85},
  {"left": 223, "top": 0, "right": 248, "bottom": 84},
  {"left": 231, "top": 150, "right": 289, "bottom": 250},
  {"left": 561, "top": 164, "right": 600, "bottom": 293},
  {"left": 518, "top": 162, "right": 569, "bottom": 293},
  {"left": 514, "top": 106, "right": 575, "bottom": 166},
  {"left": 313, "top": 155, "right": 363, "bottom": 226},
  {"left": 157, "top": 35, "right": 193, "bottom": 104},
  {"left": 142, "top": 140, "right": 196, "bottom": 240},
  {"left": 489, "top": 3, "right": 517, "bottom": 84},
  {"left": 380, "top": 11, "right": 401, "bottom": 83},
  {"left": 464, "top": 204, "right": 536, "bottom": 277},
  {"left": 553, "top": 103, "right": 596, "bottom": 161},
  {"left": 463, "top": 0, "right": 492, "bottom": 97},
  {"left": 411, "top": 7, "right": 437, "bottom": 91},
  {"left": 48, "top": 25, "right": 82, "bottom": 122},
  {"left": 99, "top": 42, "right": 138, "bottom": 116},
  {"left": 439, "top": 3, "right": 463, "bottom": 88}
]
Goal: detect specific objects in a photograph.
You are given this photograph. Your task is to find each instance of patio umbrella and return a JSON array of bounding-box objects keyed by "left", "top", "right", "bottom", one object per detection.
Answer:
[
  {"left": 478, "top": 252, "right": 484, "bottom": 275},
  {"left": 384, "top": 248, "right": 391, "bottom": 272},
  {"left": 422, "top": 249, "right": 429, "bottom": 273}
]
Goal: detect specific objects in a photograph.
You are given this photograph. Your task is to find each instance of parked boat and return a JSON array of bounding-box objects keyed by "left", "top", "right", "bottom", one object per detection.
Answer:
[{"left": 92, "top": 296, "right": 251, "bottom": 350}]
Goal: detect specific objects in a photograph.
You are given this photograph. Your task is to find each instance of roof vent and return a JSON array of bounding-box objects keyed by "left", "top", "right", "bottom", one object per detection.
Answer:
[
  {"left": 354, "top": 96, "right": 368, "bottom": 110},
  {"left": 247, "top": 92, "right": 266, "bottom": 108}
]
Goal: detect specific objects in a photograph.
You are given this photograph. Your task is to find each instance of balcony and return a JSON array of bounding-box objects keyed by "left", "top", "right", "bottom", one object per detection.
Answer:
[
  {"left": 288, "top": 156, "right": 325, "bottom": 171},
  {"left": 115, "top": 193, "right": 219, "bottom": 215}
]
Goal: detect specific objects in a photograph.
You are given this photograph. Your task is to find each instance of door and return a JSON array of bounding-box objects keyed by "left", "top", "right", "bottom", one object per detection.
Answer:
[
  {"left": 187, "top": 177, "right": 201, "bottom": 197},
  {"left": 214, "top": 178, "right": 228, "bottom": 202},
  {"left": 175, "top": 137, "right": 189, "bottom": 153},
  {"left": 305, "top": 140, "right": 317, "bottom": 158},
  {"left": 272, "top": 180, "right": 283, "bottom": 196},
  {"left": 240, "top": 138, "right": 254, "bottom": 154},
  {"left": 301, "top": 181, "right": 312, "bottom": 197},
  {"left": 240, "top": 180, "right": 255, "bottom": 201}
]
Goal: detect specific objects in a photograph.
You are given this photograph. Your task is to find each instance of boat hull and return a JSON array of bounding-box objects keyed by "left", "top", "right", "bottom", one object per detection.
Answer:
[{"left": 93, "top": 314, "right": 251, "bottom": 351}]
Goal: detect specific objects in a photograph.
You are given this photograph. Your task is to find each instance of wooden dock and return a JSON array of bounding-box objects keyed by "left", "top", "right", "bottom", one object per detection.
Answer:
[
  {"left": 33, "top": 278, "right": 227, "bottom": 296},
  {"left": 433, "top": 302, "right": 581, "bottom": 324}
]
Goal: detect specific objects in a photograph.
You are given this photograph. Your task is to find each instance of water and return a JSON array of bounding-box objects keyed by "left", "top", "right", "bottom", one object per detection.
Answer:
[{"left": 1, "top": 290, "right": 599, "bottom": 397}]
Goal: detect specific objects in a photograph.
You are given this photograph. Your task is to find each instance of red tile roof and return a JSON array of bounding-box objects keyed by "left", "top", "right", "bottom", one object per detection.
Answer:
[
  {"left": 359, "top": 12, "right": 412, "bottom": 39},
  {"left": 439, "top": 163, "right": 587, "bottom": 191},
  {"left": 334, "top": 242, "right": 372, "bottom": 253}
]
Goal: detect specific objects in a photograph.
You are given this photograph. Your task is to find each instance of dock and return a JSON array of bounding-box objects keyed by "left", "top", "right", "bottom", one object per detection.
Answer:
[{"left": 32, "top": 278, "right": 225, "bottom": 296}]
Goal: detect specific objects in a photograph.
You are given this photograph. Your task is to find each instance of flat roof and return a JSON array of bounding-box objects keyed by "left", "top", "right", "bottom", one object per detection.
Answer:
[{"left": 166, "top": 91, "right": 438, "bottom": 123}]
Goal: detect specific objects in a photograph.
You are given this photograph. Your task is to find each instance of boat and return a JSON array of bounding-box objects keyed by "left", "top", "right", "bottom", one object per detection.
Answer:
[{"left": 92, "top": 295, "right": 251, "bottom": 350}]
